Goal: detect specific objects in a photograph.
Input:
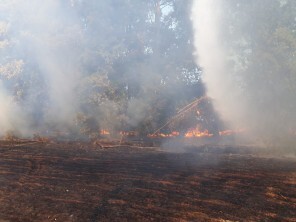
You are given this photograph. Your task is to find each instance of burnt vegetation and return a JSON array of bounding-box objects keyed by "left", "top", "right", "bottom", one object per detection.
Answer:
[
  {"left": 0, "top": 0, "right": 296, "bottom": 221},
  {"left": 0, "top": 141, "right": 296, "bottom": 221}
]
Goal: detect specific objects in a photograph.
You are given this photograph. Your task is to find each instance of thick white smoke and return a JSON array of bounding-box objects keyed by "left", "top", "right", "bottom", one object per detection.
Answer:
[
  {"left": 0, "top": 82, "right": 28, "bottom": 135},
  {"left": 191, "top": 0, "right": 296, "bottom": 150},
  {"left": 191, "top": 0, "right": 245, "bottom": 130},
  {"left": 0, "top": 0, "right": 83, "bottom": 136},
  {"left": 0, "top": 0, "right": 179, "bottom": 138}
]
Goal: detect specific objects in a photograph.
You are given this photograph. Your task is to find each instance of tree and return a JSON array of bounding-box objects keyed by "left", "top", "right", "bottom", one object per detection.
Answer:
[
  {"left": 75, "top": 0, "right": 204, "bottom": 135},
  {"left": 222, "top": 0, "right": 296, "bottom": 147},
  {"left": 0, "top": 0, "right": 206, "bottom": 137}
]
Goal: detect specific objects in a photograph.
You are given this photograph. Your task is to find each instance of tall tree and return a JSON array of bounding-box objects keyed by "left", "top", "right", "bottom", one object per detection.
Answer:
[{"left": 223, "top": 0, "right": 296, "bottom": 147}]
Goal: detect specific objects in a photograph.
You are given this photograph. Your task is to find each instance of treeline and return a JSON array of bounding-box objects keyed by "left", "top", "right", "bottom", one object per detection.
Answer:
[{"left": 0, "top": 0, "right": 210, "bottom": 138}]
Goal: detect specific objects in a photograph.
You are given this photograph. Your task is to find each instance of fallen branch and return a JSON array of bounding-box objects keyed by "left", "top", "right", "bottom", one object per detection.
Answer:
[
  {"left": 152, "top": 96, "right": 207, "bottom": 135},
  {"left": 99, "top": 145, "right": 159, "bottom": 149},
  {"left": 0, "top": 140, "right": 45, "bottom": 147}
]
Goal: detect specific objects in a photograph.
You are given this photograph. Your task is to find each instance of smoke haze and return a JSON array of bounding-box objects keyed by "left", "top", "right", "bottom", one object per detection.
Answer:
[
  {"left": 191, "top": 0, "right": 245, "bottom": 130},
  {"left": 0, "top": 0, "right": 200, "bottom": 138},
  {"left": 192, "top": 0, "right": 296, "bottom": 150},
  {"left": 0, "top": 0, "right": 84, "bottom": 136}
]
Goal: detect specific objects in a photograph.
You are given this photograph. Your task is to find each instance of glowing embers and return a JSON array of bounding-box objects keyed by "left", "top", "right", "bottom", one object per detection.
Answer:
[
  {"left": 148, "top": 128, "right": 215, "bottom": 138},
  {"left": 148, "top": 128, "right": 245, "bottom": 139},
  {"left": 184, "top": 129, "right": 213, "bottom": 138},
  {"left": 147, "top": 131, "right": 180, "bottom": 138},
  {"left": 100, "top": 129, "right": 110, "bottom": 135},
  {"left": 100, "top": 128, "right": 246, "bottom": 138}
]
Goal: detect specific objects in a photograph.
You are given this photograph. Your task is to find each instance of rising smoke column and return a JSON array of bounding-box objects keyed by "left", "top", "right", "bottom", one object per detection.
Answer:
[
  {"left": 191, "top": 0, "right": 296, "bottom": 149},
  {"left": 0, "top": 0, "right": 84, "bottom": 136},
  {"left": 191, "top": 0, "right": 245, "bottom": 130}
]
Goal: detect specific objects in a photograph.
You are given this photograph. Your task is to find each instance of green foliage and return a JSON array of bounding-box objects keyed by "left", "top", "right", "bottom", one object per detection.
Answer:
[{"left": 75, "top": 0, "right": 203, "bottom": 134}]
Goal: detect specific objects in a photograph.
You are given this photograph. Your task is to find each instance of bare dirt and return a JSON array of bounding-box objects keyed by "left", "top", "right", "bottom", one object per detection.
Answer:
[{"left": 0, "top": 140, "right": 295, "bottom": 221}]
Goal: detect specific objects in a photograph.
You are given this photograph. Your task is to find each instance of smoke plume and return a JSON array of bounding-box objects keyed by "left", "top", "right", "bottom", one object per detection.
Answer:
[
  {"left": 191, "top": 0, "right": 296, "bottom": 150},
  {"left": 0, "top": 0, "right": 199, "bottom": 138},
  {"left": 0, "top": 0, "right": 83, "bottom": 136}
]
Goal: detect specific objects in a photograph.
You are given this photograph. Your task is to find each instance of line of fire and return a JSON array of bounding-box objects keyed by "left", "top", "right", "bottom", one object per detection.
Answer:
[
  {"left": 1, "top": 1, "right": 296, "bottom": 221},
  {"left": 97, "top": 97, "right": 246, "bottom": 145},
  {"left": 2, "top": 95, "right": 295, "bottom": 148}
]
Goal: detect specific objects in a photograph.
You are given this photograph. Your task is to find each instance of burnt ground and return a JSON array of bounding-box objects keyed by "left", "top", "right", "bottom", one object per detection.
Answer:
[{"left": 0, "top": 141, "right": 295, "bottom": 222}]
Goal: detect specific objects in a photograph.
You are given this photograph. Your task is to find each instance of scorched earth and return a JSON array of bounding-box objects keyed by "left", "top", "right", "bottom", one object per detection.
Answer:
[{"left": 0, "top": 140, "right": 295, "bottom": 221}]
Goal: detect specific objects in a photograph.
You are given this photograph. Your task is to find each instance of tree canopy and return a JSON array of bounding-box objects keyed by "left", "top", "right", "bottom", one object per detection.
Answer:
[
  {"left": 220, "top": 0, "right": 296, "bottom": 146},
  {"left": 0, "top": 0, "right": 207, "bottom": 137}
]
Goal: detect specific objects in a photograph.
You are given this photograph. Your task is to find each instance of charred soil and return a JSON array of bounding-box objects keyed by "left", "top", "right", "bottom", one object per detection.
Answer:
[{"left": 0, "top": 140, "right": 295, "bottom": 221}]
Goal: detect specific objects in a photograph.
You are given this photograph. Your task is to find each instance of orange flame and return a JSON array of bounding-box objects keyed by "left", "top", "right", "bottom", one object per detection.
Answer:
[
  {"left": 100, "top": 129, "right": 110, "bottom": 135},
  {"left": 147, "top": 131, "right": 180, "bottom": 138},
  {"left": 184, "top": 129, "right": 213, "bottom": 138},
  {"left": 101, "top": 128, "right": 247, "bottom": 139}
]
